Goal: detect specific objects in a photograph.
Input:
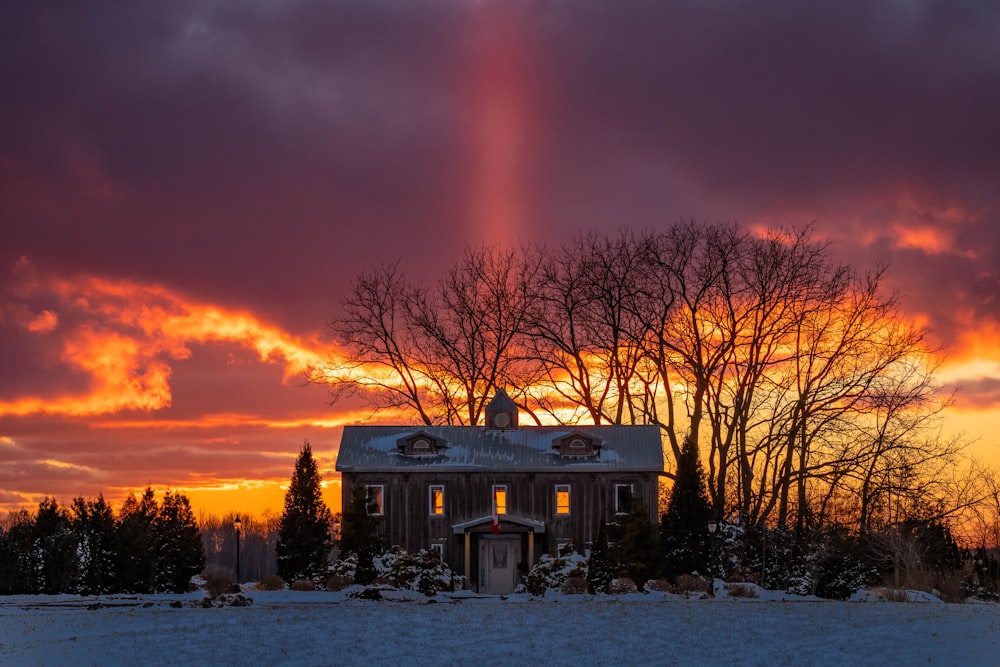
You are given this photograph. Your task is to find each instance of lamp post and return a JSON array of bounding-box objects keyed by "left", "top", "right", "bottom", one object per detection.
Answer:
[
  {"left": 707, "top": 521, "right": 718, "bottom": 579},
  {"left": 233, "top": 515, "right": 242, "bottom": 586}
]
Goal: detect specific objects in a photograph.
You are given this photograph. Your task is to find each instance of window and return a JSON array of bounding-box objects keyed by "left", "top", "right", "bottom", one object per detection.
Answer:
[
  {"left": 569, "top": 437, "right": 587, "bottom": 450},
  {"left": 555, "top": 484, "right": 571, "bottom": 515},
  {"left": 366, "top": 484, "right": 384, "bottom": 516},
  {"left": 430, "top": 542, "right": 444, "bottom": 559},
  {"left": 492, "top": 484, "right": 508, "bottom": 515},
  {"left": 429, "top": 485, "right": 445, "bottom": 516},
  {"left": 615, "top": 483, "right": 634, "bottom": 514},
  {"left": 412, "top": 438, "right": 432, "bottom": 453}
]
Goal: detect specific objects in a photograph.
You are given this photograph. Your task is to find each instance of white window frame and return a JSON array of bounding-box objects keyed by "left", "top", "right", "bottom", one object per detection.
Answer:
[
  {"left": 365, "top": 484, "right": 385, "bottom": 516},
  {"left": 555, "top": 484, "right": 571, "bottom": 515},
  {"left": 614, "top": 483, "right": 634, "bottom": 514},
  {"left": 430, "top": 542, "right": 445, "bottom": 559},
  {"left": 429, "top": 484, "right": 445, "bottom": 516},
  {"left": 492, "top": 484, "right": 508, "bottom": 515}
]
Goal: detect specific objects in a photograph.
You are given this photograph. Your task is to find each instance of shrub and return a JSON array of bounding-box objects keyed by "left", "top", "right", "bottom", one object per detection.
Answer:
[
  {"left": 325, "top": 574, "right": 352, "bottom": 592},
  {"left": 933, "top": 572, "right": 967, "bottom": 604},
  {"left": 674, "top": 574, "right": 711, "bottom": 595},
  {"left": 331, "top": 547, "right": 454, "bottom": 595},
  {"left": 559, "top": 576, "right": 589, "bottom": 595},
  {"left": 203, "top": 568, "right": 235, "bottom": 598},
  {"left": 256, "top": 574, "right": 286, "bottom": 591},
  {"left": 291, "top": 578, "right": 316, "bottom": 591},
  {"left": 609, "top": 577, "right": 638, "bottom": 594},
  {"left": 517, "top": 544, "right": 588, "bottom": 596},
  {"left": 725, "top": 583, "right": 758, "bottom": 598},
  {"left": 644, "top": 579, "right": 673, "bottom": 593}
]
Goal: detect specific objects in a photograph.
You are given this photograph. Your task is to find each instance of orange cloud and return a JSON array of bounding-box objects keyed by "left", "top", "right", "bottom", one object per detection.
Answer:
[
  {"left": 0, "top": 263, "right": 343, "bottom": 418},
  {"left": 26, "top": 309, "right": 58, "bottom": 333}
]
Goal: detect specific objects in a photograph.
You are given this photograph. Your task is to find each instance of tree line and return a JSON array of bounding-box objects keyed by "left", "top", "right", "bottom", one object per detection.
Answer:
[
  {"left": 324, "top": 222, "right": 996, "bottom": 547},
  {"left": 0, "top": 488, "right": 204, "bottom": 595}
]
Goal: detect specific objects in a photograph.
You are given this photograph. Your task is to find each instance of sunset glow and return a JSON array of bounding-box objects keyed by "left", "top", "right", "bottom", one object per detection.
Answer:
[{"left": 2, "top": 1, "right": 999, "bottom": 525}]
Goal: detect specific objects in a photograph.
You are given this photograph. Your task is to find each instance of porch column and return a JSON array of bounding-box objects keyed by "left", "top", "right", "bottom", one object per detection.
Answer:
[
  {"left": 464, "top": 532, "right": 471, "bottom": 579},
  {"left": 528, "top": 532, "right": 535, "bottom": 568}
]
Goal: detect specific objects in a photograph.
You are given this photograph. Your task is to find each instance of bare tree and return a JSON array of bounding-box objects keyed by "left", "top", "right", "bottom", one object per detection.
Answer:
[{"left": 324, "top": 246, "right": 542, "bottom": 425}]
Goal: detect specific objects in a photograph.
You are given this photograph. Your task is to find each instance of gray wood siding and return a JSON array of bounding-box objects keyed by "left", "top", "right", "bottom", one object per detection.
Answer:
[{"left": 341, "top": 470, "right": 659, "bottom": 577}]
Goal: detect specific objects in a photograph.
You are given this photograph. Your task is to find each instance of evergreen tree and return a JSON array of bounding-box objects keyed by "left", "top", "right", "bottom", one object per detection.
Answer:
[
  {"left": 276, "top": 441, "right": 334, "bottom": 583},
  {"left": 153, "top": 491, "right": 206, "bottom": 592},
  {"left": 0, "top": 510, "right": 35, "bottom": 594},
  {"left": 660, "top": 438, "right": 713, "bottom": 579},
  {"left": 116, "top": 487, "right": 159, "bottom": 593},
  {"left": 587, "top": 519, "right": 614, "bottom": 594},
  {"left": 33, "top": 497, "right": 79, "bottom": 594},
  {"left": 339, "top": 485, "right": 381, "bottom": 584},
  {"left": 611, "top": 493, "right": 660, "bottom": 587},
  {"left": 71, "top": 495, "right": 117, "bottom": 595}
]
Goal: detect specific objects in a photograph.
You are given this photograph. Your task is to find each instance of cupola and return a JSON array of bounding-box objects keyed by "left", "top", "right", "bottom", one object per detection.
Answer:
[{"left": 484, "top": 388, "right": 519, "bottom": 431}]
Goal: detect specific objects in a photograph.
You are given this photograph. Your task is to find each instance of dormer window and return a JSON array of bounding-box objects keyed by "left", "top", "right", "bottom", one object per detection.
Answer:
[
  {"left": 552, "top": 432, "right": 602, "bottom": 458},
  {"left": 396, "top": 432, "right": 447, "bottom": 458}
]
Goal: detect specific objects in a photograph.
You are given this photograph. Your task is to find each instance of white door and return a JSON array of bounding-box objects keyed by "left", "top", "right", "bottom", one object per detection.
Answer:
[{"left": 480, "top": 538, "right": 518, "bottom": 594}]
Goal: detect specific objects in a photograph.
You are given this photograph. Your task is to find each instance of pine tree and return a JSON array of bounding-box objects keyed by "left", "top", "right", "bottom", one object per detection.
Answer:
[
  {"left": 153, "top": 491, "right": 206, "bottom": 593},
  {"left": 612, "top": 494, "right": 660, "bottom": 587},
  {"left": 339, "top": 485, "right": 381, "bottom": 584},
  {"left": 587, "top": 519, "right": 614, "bottom": 594},
  {"left": 71, "top": 495, "right": 117, "bottom": 594},
  {"left": 116, "top": 487, "right": 159, "bottom": 593},
  {"left": 660, "top": 438, "right": 714, "bottom": 579},
  {"left": 33, "top": 497, "right": 79, "bottom": 594},
  {"left": 276, "top": 441, "right": 334, "bottom": 584},
  {"left": 0, "top": 510, "right": 34, "bottom": 594}
]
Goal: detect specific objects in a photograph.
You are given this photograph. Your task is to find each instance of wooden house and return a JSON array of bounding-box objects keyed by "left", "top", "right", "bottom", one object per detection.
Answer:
[{"left": 335, "top": 389, "right": 664, "bottom": 594}]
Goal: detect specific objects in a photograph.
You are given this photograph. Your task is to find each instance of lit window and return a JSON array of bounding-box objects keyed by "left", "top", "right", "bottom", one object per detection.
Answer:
[
  {"left": 366, "top": 485, "right": 384, "bottom": 516},
  {"left": 429, "top": 485, "right": 445, "bottom": 516},
  {"left": 614, "top": 483, "right": 634, "bottom": 514},
  {"left": 493, "top": 484, "right": 508, "bottom": 515},
  {"left": 556, "top": 484, "right": 571, "bottom": 515}
]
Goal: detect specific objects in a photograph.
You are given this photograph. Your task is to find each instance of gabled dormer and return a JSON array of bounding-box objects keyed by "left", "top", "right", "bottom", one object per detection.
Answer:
[
  {"left": 552, "top": 431, "right": 602, "bottom": 459},
  {"left": 396, "top": 431, "right": 447, "bottom": 458},
  {"left": 485, "top": 388, "right": 519, "bottom": 431}
]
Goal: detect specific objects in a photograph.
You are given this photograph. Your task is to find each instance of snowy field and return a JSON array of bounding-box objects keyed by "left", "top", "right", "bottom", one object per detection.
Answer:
[{"left": 1, "top": 588, "right": 998, "bottom": 667}]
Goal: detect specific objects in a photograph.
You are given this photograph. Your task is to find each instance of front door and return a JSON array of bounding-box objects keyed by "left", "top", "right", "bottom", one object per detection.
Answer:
[{"left": 479, "top": 538, "right": 518, "bottom": 594}]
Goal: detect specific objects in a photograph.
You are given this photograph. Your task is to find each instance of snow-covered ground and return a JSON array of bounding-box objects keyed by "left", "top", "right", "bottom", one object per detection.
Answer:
[{"left": 1, "top": 587, "right": 997, "bottom": 666}]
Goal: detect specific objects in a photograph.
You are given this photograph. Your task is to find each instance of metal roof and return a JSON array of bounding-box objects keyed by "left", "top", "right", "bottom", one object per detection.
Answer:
[{"left": 335, "top": 424, "right": 664, "bottom": 473}]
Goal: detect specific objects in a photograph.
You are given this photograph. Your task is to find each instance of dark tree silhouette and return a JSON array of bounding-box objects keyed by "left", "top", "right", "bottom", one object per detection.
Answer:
[
  {"left": 276, "top": 442, "right": 333, "bottom": 584},
  {"left": 587, "top": 519, "right": 614, "bottom": 594},
  {"left": 115, "top": 487, "right": 159, "bottom": 593},
  {"left": 71, "top": 495, "right": 117, "bottom": 594},
  {"left": 338, "top": 485, "right": 382, "bottom": 584},
  {"left": 32, "top": 497, "right": 78, "bottom": 594},
  {"left": 153, "top": 490, "right": 205, "bottom": 592},
  {"left": 660, "top": 438, "right": 713, "bottom": 579}
]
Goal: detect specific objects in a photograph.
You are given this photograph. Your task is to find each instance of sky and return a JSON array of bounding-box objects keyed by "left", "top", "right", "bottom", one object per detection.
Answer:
[{"left": 2, "top": 0, "right": 999, "bottom": 519}]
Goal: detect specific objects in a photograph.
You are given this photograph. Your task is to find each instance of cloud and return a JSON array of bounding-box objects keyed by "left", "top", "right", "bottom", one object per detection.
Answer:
[
  {"left": 948, "top": 377, "right": 1000, "bottom": 411},
  {"left": 0, "top": 263, "right": 333, "bottom": 418},
  {"left": 2, "top": 0, "right": 999, "bottom": 513}
]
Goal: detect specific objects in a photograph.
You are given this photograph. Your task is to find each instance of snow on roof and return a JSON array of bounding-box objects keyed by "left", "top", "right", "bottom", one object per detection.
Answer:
[{"left": 335, "top": 424, "right": 664, "bottom": 473}]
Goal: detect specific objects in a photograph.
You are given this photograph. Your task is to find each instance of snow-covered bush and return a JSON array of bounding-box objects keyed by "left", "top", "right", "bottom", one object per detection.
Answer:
[
  {"left": 256, "top": 574, "right": 286, "bottom": 591},
  {"left": 330, "top": 547, "right": 453, "bottom": 595},
  {"left": 559, "top": 576, "right": 588, "bottom": 594},
  {"left": 609, "top": 577, "right": 638, "bottom": 594},
  {"left": 673, "top": 573, "right": 711, "bottom": 595},
  {"left": 644, "top": 579, "right": 673, "bottom": 593},
  {"left": 517, "top": 542, "right": 588, "bottom": 596}
]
